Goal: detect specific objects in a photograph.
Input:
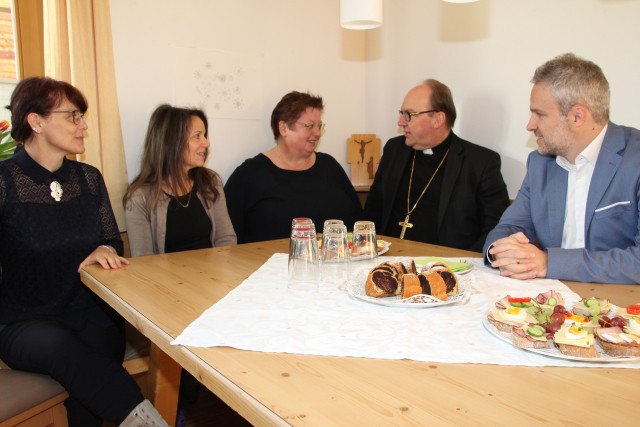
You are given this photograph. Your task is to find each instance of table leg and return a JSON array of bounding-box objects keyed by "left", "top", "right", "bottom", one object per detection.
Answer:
[{"left": 148, "top": 343, "right": 181, "bottom": 426}]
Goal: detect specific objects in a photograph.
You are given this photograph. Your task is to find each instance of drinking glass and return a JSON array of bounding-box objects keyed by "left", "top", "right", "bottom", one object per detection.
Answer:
[
  {"left": 290, "top": 217, "right": 314, "bottom": 258},
  {"left": 321, "top": 219, "right": 343, "bottom": 251},
  {"left": 322, "top": 219, "right": 344, "bottom": 235},
  {"left": 320, "top": 223, "right": 350, "bottom": 287},
  {"left": 292, "top": 217, "right": 313, "bottom": 227},
  {"left": 288, "top": 221, "right": 320, "bottom": 290},
  {"left": 350, "top": 221, "right": 378, "bottom": 261}
]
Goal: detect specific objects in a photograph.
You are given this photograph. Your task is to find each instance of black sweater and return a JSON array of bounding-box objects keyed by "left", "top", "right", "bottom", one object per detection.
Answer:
[
  {"left": 0, "top": 149, "right": 123, "bottom": 324},
  {"left": 224, "top": 152, "right": 363, "bottom": 243}
]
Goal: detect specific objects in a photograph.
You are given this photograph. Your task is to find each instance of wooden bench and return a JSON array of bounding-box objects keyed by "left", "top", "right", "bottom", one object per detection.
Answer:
[
  {"left": 0, "top": 326, "right": 148, "bottom": 427},
  {"left": 0, "top": 369, "right": 68, "bottom": 427}
]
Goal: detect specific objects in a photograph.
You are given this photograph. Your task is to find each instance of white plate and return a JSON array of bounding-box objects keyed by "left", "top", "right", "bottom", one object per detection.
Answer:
[
  {"left": 414, "top": 258, "right": 474, "bottom": 275},
  {"left": 377, "top": 240, "right": 390, "bottom": 256},
  {"left": 345, "top": 261, "right": 471, "bottom": 308},
  {"left": 482, "top": 311, "right": 640, "bottom": 363},
  {"left": 453, "top": 260, "right": 474, "bottom": 275}
]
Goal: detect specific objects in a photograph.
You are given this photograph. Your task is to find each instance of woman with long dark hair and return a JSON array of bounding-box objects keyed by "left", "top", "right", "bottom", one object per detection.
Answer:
[
  {"left": 124, "top": 104, "right": 236, "bottom": 425},
  {"left": 124, "top": 104, "right": 236, "bottom": 256}
]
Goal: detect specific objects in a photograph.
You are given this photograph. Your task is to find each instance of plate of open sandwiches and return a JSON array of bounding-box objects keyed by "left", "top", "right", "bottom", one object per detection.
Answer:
[
  {"left": 483, "top": 290, "right": 640, "bottom": 362},
  {"left": 345, "top": 258, "right": 470, "bottom": 308}
]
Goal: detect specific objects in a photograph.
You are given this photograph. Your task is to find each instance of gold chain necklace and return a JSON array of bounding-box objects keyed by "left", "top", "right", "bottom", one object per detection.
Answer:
[
  {"left": 398, "top": 149, "right": 449, "bottom": 239},
  {"left": 174, "top": 188, "right": 193, "bottom": 208}
]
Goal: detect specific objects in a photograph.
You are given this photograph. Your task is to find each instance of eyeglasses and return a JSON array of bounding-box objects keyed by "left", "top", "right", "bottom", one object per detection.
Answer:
[
  {"left": 49, "top": 110, "right": 85, "bottom": 125},
  {"left": 295, "top": 122, "right": 326, "bottom": 134},
  {"left": 398, "top": 109, "right": 438, "bottom": 122}
]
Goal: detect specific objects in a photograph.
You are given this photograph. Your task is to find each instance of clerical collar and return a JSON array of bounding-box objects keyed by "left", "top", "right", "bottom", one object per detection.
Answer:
[{"left": 419, "top": 133, "right": 453, "bottom": 156}]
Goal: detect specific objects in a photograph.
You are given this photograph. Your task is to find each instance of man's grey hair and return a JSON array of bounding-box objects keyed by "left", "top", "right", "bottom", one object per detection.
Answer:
[{"left": 532, "top": 53, "right": 610, "bottom": 124}]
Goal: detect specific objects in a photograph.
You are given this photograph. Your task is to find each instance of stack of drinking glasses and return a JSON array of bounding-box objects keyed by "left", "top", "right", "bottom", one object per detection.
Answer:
[
  {"left": 320, "top": 220, "right": 350, "bottom": 287},
  {"left": 288, "top": 218, "right": 320, "bottom": 290},
  {"left": 349, "top": 220, "right": 379, "bottom": 272},
  {"left": 288, "top": 218, "right": 379, "bottom": 290}
]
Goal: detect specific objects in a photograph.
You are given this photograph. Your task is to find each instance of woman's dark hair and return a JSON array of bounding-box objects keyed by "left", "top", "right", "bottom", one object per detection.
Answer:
[
  {"left": 123, "top": 104, "right": 219, "bottom": 209},
  {"left": 270, "top": 91, "right": 324, "bottom": 140},
  {"left": 7, "top": 76, "right": 88, "bottom": 145}
]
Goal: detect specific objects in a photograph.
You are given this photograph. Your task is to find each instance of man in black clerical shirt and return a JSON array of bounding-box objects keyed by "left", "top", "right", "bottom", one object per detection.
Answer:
[{"left": 364, "top": 79, "right": 509, "bottom": 252}]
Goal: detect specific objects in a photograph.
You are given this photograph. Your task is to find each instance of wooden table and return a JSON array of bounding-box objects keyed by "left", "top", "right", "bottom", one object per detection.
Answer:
[{"left": 80, "top": 238, "right": 639, "bottom": 426}]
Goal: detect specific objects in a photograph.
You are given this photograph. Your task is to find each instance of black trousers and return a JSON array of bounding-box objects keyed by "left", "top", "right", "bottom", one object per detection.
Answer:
[{"left": 0, "top": 305, "right": 144, "bottom": 427}]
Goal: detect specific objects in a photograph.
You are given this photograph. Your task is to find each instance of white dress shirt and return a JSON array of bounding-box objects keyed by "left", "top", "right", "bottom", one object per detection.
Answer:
[{"left": 556, "top": 125, "right": 607, "bottom": 249}]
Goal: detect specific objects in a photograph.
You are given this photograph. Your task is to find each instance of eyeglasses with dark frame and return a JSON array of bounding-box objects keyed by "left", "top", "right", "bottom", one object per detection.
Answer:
[
  {"left": 48, "top": 110, "right": 85, "bottom": 125},
  {"left": 398, "top": 109, "right": 438, "bottom": 122}
]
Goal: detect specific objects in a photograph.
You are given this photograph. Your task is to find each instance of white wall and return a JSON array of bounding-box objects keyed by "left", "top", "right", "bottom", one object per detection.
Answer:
[
  {"left": 367, "top": 0, "right": 640, "bottom": 197},
  {"left": 111, "top": 0, "right": 640, "bottom": 198},
  {"left": 110, "top": 0, "right": 367, "bottom": 183}
]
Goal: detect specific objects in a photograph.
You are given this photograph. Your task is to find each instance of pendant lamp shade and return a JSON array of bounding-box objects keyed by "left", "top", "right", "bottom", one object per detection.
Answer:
[
  {"left": 442, "top": 0, "right": 479, "bottom": 3},
  {"left": 340, "top": 0, "right": 383, "bottom": 30}
]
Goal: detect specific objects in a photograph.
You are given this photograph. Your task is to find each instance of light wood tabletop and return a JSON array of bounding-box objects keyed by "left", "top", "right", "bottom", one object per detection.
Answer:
[{"left": 81, "top": 237, "right": 639, "bottom": 426}]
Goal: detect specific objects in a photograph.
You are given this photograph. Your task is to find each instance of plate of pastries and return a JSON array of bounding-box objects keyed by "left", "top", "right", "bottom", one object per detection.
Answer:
[{"left": 345, "top": 258, "right": 470, "bottom": 308}]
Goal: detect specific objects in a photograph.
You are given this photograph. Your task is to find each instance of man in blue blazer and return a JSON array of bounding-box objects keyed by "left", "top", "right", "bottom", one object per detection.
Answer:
[
  {"left": 365, "top": 79, "right": 509, "bottom": 252},
  {"left": 485, "top": 53, "right": 640, "bottom": 284}
]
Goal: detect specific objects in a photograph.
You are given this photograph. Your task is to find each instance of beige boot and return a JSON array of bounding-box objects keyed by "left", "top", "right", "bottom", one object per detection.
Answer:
[{"left": 119, "top": 399, "right": 170, "bottom": 427}]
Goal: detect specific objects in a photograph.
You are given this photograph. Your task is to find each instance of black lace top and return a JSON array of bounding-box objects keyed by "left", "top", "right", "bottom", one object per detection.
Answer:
[{"left": 0, "top": 149, "right": 123, "bottom": 324}]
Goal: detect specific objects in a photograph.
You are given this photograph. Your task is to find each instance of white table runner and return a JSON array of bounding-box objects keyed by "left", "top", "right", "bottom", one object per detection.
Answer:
[{"left": 172, "top": 253, "right": 640, "bottom": 368}]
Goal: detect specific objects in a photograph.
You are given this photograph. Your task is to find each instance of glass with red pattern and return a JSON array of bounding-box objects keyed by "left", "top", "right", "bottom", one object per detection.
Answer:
[{"left": 288, "top": 220, "right": 320, "bottom": 290}]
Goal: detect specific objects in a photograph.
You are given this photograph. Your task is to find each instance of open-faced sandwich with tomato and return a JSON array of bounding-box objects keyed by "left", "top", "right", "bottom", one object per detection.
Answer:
[
  {"left": 488, "top": 296, "right": 539, "bottom": 333},
  {"left": 594, "top": 304, "right": 640, "bottom": 357},
  {"left": 537, "top": 304, "right": 599, "bottom": 357},
  {"left": 491, "top": 294, "right": 556, "bottom": 330},
  {"left": 616, "top": 303, "right": 640, "bottom": 319},
  {"left": 495, "top": 290, "right": 563, "bottom": 312}
]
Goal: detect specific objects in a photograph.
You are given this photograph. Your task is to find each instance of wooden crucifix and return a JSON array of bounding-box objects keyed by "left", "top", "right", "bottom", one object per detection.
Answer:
[{"left": 347, "top": 134, "right": 381, "bottom": 186}]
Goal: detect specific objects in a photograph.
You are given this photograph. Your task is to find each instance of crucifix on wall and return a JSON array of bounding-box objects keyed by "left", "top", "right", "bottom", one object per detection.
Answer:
[{"left": 347, "top": 134, "right": 381, "bottom": 186}]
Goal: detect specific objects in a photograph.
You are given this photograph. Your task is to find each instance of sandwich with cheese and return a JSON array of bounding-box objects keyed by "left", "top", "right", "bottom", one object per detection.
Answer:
[
  {"left": 487, "top": 306, "right": 539, "bottom": 333},
  {"left": 553, "top": 323, "right": 598, "bottom": 358}
]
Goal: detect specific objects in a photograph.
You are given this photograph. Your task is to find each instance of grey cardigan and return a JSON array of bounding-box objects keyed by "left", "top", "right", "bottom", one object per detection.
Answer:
[{"left": 125, "top": 180, "right": 237, "bottom": 257}]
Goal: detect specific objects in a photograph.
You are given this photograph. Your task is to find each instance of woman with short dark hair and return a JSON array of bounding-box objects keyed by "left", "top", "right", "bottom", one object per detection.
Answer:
[
  {"left": 0, "top": 77, "right": 168, "bottom": 426},
  {"left": 225, "top": 91, "right": 362, "bottom": 243}
]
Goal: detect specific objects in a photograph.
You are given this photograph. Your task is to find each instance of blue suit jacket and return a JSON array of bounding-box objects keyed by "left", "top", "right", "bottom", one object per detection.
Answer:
[{"left": 484, "top": 122, "right": 640, "bottom": 284}]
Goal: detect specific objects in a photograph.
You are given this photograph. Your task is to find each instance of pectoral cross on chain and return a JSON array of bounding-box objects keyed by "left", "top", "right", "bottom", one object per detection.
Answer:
[{"left": 398, "top": 214, "right": 413, "bottom": 239}]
